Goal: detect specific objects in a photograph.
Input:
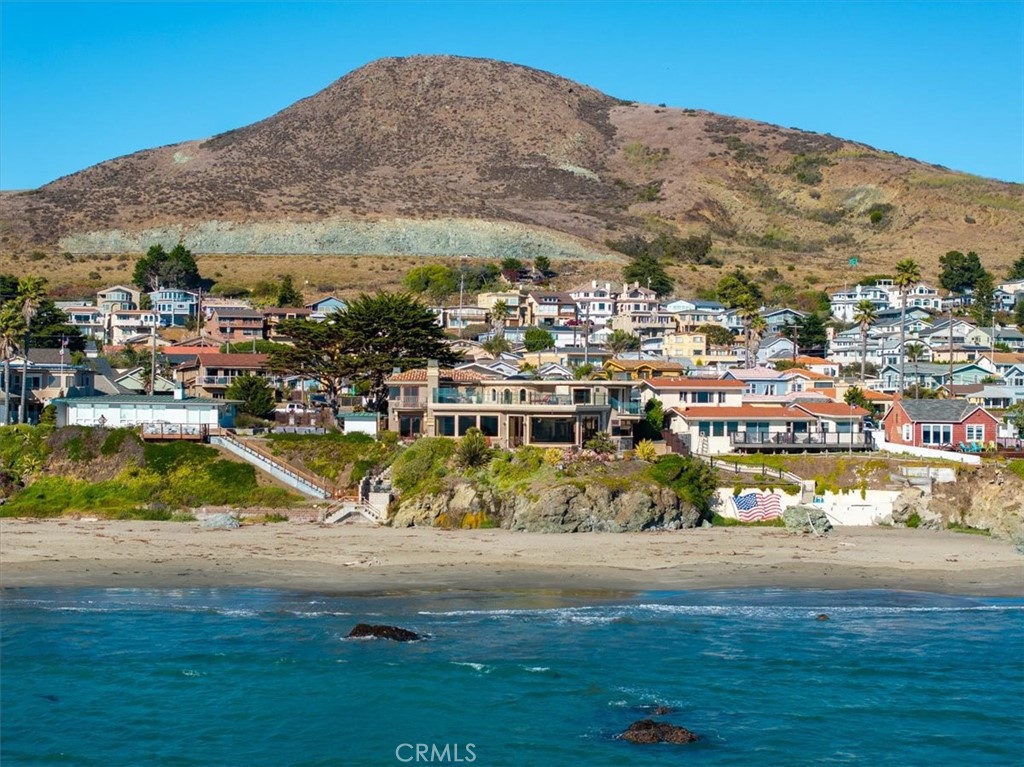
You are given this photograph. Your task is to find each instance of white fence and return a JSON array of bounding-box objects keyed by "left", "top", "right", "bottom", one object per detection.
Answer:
[{"left": 872, "top": 429, "right": 981, "bottom": 465}]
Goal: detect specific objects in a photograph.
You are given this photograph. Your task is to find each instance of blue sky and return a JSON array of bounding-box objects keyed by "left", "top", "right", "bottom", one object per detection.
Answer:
[{"left": 1, "top": 1, "right": 1021, "bottom": 189}]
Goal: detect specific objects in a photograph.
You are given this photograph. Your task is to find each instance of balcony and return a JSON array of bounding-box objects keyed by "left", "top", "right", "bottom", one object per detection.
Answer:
[
  {"left": 432, "top": 391, "right": 611, "bottom": 408},
  {"left": 730, "top": 431, "right": 873, "bottom": 452},
  {"left": 392, "top": 397, "right": 427, "bottom": 409},
  {"left": 610, "top": 398, "right": 643, "bottom": 415}
]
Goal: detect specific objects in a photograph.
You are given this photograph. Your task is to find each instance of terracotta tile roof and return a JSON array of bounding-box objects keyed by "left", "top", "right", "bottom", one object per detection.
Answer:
[
  {"left": 386, "top": 368, "right": 486, "bottom": 383},
  {"left": 986, "top": 352, "right": 1024, "bottom": 364},
  {"left": 782, "top": 368, "right": 834, "bottom": 380},
  {"left": 669, "top": 406, "right": 815, "bottom": 420},
  {"left": 794, "top": 403, "right": 871, "bottom": 418},
  {"left": 642, "top": 377, "right": 744, "bottom": 389},
  {"left": 791, "top": 356, "right": 833, "bottom": 366},
  {"left": 818, "top": 388, "right": 895, "bottom": 402}
]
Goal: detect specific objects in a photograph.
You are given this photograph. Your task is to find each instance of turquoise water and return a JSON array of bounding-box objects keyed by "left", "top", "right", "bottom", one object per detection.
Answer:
[{"left": 2, "top": 587, "right": 1022, "bottom": 766}]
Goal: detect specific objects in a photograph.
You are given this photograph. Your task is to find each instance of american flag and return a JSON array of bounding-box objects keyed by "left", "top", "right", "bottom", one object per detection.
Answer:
[{"left": 732, "top": 492, "right": 783, "bottom": 522}]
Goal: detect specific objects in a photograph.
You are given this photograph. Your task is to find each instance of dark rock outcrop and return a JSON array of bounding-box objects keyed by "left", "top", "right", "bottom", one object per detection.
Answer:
[
  {"left": 620, "top": 719, "right": 699, "bottom": 744},
  {"left": 346, "top": 623, "right": 422, "bottom": 642}
]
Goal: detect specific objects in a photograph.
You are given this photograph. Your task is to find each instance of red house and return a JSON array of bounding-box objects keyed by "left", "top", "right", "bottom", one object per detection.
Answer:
[{"left": 882, "top": 399, "right": 999, "bottom": 449}]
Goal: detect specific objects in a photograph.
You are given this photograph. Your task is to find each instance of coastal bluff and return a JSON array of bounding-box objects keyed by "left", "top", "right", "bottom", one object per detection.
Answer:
[{"left": 391, "top": 478, "right": 702, "bottom": 532}]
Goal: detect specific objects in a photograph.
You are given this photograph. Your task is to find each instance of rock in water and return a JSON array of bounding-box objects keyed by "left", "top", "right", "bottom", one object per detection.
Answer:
[
  {"left": 346, "top": 623, "right": 422, "bottom": 642},
  {"left": 620, "top": 719, "right": 699, "bottom": 744}
]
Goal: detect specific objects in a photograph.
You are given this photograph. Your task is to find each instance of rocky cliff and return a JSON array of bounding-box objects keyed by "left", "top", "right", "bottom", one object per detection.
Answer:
[{"left": 391, "top": 477, "right": 702, "bottom": 533}]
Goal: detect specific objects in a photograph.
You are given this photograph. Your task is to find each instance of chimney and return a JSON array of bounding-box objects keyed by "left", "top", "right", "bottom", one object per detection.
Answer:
[{"left": 174, "top": 382, "right": 186, "bottom": 400}]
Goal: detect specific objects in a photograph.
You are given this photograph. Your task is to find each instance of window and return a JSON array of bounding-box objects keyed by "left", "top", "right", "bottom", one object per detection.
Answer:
[
  {"left": 436, "top": 416, "right": 455, "bottom": 437},
  {"left": 712, "top": 422, "right": 725, "bottom": 437},
  {"left": 457, "top": 415, "right": 476, "bottom": 436},
  {"left": 718, "top": 392, "right": 727, "bottom": 403},
  {"left": 921, "top": 423, "right": 952, "bottom": 445},
  {"left": 694, "top": 391, "right": 712, "bottom": 404},
  {"left": 479, "top": 416, "right": 498, "bottom": 437},
  {"left": 965, "top": 424, "right": 985, "bottom": 442}
]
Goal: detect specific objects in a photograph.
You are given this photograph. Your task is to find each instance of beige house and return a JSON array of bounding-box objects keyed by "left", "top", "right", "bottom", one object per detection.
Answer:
[
  {"left": 2, "top": 349, "right": 95, "bottom": 423},
  {"left": 663, "top": 331, "right": 708, "bottom": 360},
  {"left": 386, "top": 362, "right": 640, "bottom": 448}
]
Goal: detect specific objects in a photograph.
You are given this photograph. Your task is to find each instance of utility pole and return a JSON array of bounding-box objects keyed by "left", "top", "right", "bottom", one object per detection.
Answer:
[
  {"left": 149, "top": 323, "right": 157, "bottom": 395},
  {"left": 947, "top": 297, "right": 954, "bottom": 390},
  {"left": 458, "top": 257, "right": 466, "bottom": 340},
  {"left": 18, "top": 329, "right": 28, "bottom": 424}
]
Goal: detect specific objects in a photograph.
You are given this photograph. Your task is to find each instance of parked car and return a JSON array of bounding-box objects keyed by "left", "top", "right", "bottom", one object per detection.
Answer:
[{"left": 275, "top": 402, "right": 310, "bottom": 414}]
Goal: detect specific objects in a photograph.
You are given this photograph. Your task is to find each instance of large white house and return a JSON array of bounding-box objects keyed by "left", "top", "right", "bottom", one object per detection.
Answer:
[{"left": 53, "top": 393, "right": 237, "bottom": 436}]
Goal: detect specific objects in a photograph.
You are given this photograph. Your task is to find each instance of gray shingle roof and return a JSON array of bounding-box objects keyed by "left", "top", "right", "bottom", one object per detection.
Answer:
[{"left": 900, "top": 400, "right": 978, "bottom": 423}]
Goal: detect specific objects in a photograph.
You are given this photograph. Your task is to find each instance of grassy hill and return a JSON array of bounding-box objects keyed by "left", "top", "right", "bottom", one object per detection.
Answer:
[{"left": 0, "top": 55, "right": 1020, "bottom": 297}]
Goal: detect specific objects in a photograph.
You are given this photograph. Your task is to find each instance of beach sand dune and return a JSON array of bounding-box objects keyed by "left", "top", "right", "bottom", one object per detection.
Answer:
[{"left": 1, "top": 520, "right": 1021, "bottom": 596}]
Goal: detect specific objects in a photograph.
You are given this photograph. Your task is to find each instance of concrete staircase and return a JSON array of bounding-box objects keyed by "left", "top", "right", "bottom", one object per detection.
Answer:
[{"left": 209, "top": 434, "right": 335, "bottom": 499}]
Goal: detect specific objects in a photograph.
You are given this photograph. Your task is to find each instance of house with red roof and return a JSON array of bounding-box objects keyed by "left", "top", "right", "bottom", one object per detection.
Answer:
[
  {"left": 881, "top": 400, "right": 999, "bottom": 450},
  {"left": 175, "top": 353, "right": 272, "bottom": 399},
  {"left": 666, "top": 402, "right": 871, "bottom": 455}
]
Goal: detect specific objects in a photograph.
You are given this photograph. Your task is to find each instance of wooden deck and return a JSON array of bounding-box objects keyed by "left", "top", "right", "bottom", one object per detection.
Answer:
[{"left": 139, "top": 424, "right": 212, "bottom": 441}]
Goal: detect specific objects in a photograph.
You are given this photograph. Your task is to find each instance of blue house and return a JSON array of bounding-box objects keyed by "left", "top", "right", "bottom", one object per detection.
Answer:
[
  {"left": 307, "top": 296, "right": 347, "bottom": 321},
  {"left": 149, "top": 288, "right": 199, "bottom": 327}
]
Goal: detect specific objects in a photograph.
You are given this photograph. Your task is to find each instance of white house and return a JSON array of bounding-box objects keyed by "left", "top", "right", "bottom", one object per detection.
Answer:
[
  {"left": 829, "top": 285, "right": 890, "bottom": 322},
  {"left": 53, "top": 393, "right": 237, "bottom": 435},
  {"left": 569, "top": 281, "right": 616, "bottom": 326}
]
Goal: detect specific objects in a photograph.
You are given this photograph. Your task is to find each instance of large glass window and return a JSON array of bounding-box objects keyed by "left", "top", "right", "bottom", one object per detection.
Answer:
[
  {"left": 457, "top": 415, "right": 476, "bottom": 436},
  {"left": 479, "top": 416, "right": 499, "bottom": 437},
  {"left": 921, "top": 424, "right": 952, "bottom": 445},
  {"left": 436, "top": 416, "right": 455, "bottom": 437},
  {"left": 530, "top": 418, "right": 575, "bottom": 444},
  {"left": 694, "top": 391, "right": 712, "bottom": 403},
  {"left": 712, "top": 422, "right": 725, "bottom": 437},
  {"left": 399, "top": 415, "right": 421, "bottom": 438}
]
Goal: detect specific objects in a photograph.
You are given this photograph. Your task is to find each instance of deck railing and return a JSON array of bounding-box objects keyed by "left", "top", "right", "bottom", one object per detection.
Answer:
[{"left": 731, "top": 431, "right": 872, "bottom": 447}]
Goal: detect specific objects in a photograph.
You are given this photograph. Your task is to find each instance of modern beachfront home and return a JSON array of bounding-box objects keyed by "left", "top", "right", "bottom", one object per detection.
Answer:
[{"left": 385, "top": 361, "right": 641, "bottom": 448}]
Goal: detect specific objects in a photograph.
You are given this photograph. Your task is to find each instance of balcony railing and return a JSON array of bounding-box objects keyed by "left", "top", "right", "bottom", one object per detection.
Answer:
[
  {"left": 731, "top": 431, "right": 872, "bottom": 448},
  {"left": 432, "top": 391, "right": 611, "bottom": 407},
  {"left": 198, "top": 375, "right": 268, "bottom": 386},
  {"left": 392, "top": 397, "right": 427, "bottom": 409},
  {"left": 610, "top": 398, "right": 643, "bottom": 415}
]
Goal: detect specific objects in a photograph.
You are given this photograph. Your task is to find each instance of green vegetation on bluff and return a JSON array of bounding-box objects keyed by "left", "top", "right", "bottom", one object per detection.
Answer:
[
  {"left": 266, "top": 431, "right": 399, "bottom": 489},
  {"left": 0, "top": 425, "right": 297, "bottom": 518},
  {"left": 389, "top": 438, "right": 718, "bottom": 517}
]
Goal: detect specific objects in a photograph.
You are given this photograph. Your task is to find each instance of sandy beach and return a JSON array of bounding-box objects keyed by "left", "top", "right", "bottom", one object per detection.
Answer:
[{"left": 2, "top": 519, "right": 1022, "bottom": 596}]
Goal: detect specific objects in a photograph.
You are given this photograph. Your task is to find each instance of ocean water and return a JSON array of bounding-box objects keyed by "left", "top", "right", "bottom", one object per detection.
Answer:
[{"left": 1, "top": 588, "right": 1022, "bottom": 766}]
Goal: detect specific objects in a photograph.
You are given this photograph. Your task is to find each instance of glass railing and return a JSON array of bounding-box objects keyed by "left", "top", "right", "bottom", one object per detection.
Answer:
[
  {"left": 431, "top": 391, "right": 612, "bottom": 407},
  {"left": 610, "top": 398, "right": 643, "bottom": 414}
]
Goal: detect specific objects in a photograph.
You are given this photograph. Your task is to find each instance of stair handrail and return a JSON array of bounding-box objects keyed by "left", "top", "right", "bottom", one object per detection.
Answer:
[{"left": 216, "top": 434, "right": 338, "bottom": 496}]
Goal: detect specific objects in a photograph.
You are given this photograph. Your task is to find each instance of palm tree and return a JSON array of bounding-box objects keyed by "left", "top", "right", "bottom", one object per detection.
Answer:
[
  {"left": 16, "top": 277, "right": 46, "bottom": 424},
  {"left": 490, "top": 300, "right": 509, "bottom": 336},
  {"left": 748, "top": 315, "right": 768, "bottom": 369},
  {"left": 0, "top": 303, "right": 26, "bottom": 425},
  {"left": 894, "top": 259, "right": 921, "bottom": 396},
  {"left": 905, "top": 342, "right": 926, "bottom": 399},
  {"left": 853, "top": 299, "right": 878, "bottom": 384},
  {"left": 607, "top": 330, "right": 640, "bottom": 355},
  {"left": 481, "top": 336, "right": 511, "bottom": 357},
  {"left": 736, "top": 300, "right": 760, "bottom": 368}
]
